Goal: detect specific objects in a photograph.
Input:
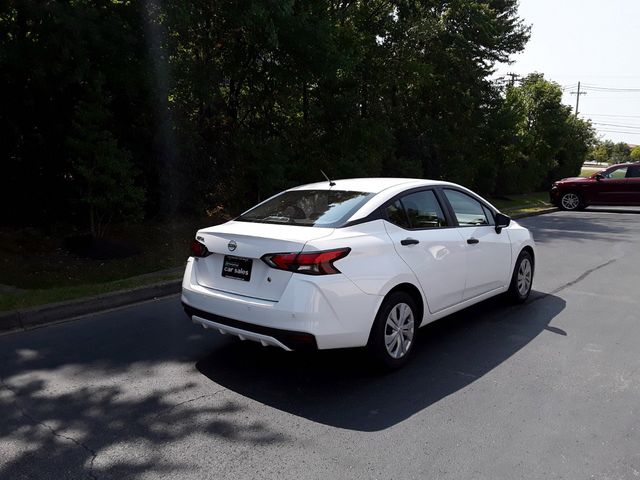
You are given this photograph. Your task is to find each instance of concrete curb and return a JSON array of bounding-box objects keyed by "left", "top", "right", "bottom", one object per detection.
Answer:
[
  {"left": 0, "top": 280, "right": 181, "bottom": 334},
  {"left": 511, "top": 207, "right": 558, "bottom": 219},
  {"left": 0, "top": 207, "right": 559, "bottom": 335}
]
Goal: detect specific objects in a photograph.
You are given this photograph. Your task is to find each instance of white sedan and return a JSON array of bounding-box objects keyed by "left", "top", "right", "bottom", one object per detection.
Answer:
[{"left": 182, "top": 178, "right": 535, "bottom": 369}]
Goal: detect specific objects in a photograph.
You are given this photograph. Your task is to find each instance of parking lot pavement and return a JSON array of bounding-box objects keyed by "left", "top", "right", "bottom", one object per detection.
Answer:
[{"left": 1, "top": 209, "right": 639, "bottom": 480}]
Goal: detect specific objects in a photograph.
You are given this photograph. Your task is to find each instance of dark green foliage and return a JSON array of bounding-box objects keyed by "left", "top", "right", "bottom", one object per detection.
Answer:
[
  {"left": 67, "top": 82, "right": 145, "bottom": 238},
  {"left": 497, "top": 74, "right": 595, "bottom": 192},
  {"left": 0, "top": 0, "right": 595, "bottom": 231}
]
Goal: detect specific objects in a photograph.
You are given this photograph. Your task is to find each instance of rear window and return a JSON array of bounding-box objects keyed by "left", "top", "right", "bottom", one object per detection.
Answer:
[{"left": 236, "top": 190, "right": 374, "bottom": 227}]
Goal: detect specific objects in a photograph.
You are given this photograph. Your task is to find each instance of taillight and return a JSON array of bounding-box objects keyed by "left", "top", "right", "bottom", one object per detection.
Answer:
[
  {"left": 261, "top": 248, "right": 351, "bottom": 275},
  {"left": 190, "top": 239, "right": 211, "bottom": 257}
]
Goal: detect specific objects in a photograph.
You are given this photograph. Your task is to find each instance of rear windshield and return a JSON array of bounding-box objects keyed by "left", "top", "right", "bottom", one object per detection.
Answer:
[{"left": 236, "top": 190, "right": 374, "bottom": 227}]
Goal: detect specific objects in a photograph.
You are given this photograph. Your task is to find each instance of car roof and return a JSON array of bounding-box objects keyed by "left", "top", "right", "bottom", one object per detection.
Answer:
[
  {"left": 288, "top": 177, "right": 447, "bottom": 194},
  {"left": 608, "top": 162, "right": 640, "bottom": 168}
]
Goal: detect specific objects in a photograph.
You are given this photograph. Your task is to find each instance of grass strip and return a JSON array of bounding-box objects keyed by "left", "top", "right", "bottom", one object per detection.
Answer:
[{"left": 0, "top": 270, "right": 182, "bottom": 312}]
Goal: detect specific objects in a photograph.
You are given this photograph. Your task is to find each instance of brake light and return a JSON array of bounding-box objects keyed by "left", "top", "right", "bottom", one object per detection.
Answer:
[
  {"left": 190, "top": 239, "right": 211, "bottom": 257},
  {"left": 261, "top": 248, "right": 351, "bottom": 275}
]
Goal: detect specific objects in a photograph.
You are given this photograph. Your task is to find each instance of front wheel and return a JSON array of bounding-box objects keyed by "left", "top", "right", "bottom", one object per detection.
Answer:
[
  {"left": 367, "top": 292, "right": 418, "bottom": 370},
  {"left": 507, "top": 250, "right": 534, "bottom": 303},
  {"left": 560, "top": 192, "right": 582, "bottom": 211}
]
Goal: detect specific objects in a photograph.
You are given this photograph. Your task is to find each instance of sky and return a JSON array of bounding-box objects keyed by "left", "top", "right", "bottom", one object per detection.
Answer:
[{"left": 495, "top": 0, "right": 640, "bottom": 145}]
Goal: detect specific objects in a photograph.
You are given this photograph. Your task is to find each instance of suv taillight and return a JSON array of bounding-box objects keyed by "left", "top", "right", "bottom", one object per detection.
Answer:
[
  {"left": 190, "top": 239, "right": 211, "bottom": 257},
  {"left": 261, "top": 248, "right": 351, "bottom": 275}
]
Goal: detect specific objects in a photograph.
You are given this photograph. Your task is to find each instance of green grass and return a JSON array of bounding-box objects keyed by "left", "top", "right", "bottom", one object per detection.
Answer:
[
  {"left": 0, "top": 270, "right": 183, "bottom": 312},
  {"left": 580, "top": 166, "right": 604, "bottom": 177},
  {"left": 0, "top": 216, "right": 228, "bottom": 312},
  {"left": 487, "top": 191, "right": 553, "bottom": 216}
]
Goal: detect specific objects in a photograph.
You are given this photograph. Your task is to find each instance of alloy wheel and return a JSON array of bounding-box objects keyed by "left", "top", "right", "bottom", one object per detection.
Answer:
[
  {"left": 384, "top": 302, "right": 415, "bottom": 359},
  {"left": 561, "top": 193, "right": 580, "bottom": 210},
  {"left": 517, "top": 258, "right": 533, "bottom": 297}
]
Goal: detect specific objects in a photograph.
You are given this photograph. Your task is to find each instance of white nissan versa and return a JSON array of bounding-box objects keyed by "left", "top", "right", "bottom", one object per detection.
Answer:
[{"left": 182, "top": 178, "right": 535, "bottom": 368}]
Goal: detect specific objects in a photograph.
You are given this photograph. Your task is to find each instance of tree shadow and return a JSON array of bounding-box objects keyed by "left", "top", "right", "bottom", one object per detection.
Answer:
[
  {"left": 196, "top": 292, "right": 566, "bottom": 432},
  {"left": 522, "top": 212, "right": 635, "bottom": 244},
  {"left": 0, "top": 298, "right": 290, "bottom": 480},
  {"left": 0, "top": 376, "right": 288, "bottom": 479}
]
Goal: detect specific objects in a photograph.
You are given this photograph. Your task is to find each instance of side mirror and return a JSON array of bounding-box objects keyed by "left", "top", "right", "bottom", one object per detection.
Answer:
[
  {"left": 495, "top": 213, "right": 511, "bottom": 234},
  {"left": 594, "top": 173, "right": 603, "bottom": 181}
]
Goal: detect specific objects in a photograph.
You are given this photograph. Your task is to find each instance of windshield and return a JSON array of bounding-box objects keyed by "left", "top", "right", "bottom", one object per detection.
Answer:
[{"left": 236, "top": 190, "right": 374, "bottom": 227}]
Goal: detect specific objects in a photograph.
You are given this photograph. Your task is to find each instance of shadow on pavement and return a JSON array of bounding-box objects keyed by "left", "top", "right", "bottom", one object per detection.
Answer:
[
  {"left": 523, "top": 212, "right": 636, "bottom": 244},
  {"left": 197, "top": 292, "right": 565, "bottom": 432},
  {"left": 0, "top": 299, "right": 287, "bottom": 480}
]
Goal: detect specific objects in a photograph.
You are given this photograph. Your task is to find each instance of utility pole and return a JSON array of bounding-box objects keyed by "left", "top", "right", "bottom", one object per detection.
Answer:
[
  {"left": 505, "top": 72, "right": 521, "bottom": 87},
  {"left": 570, "top": 81, "right": 587, "bottom": 116}
]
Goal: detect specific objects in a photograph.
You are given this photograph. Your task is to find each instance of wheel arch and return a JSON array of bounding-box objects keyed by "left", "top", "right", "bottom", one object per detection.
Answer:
[
  {"left": 521, "top": 245, "right": 535, "bottom": 269},
  {"left": 381, "top": 282, "right": 425, "bottom": 328}
]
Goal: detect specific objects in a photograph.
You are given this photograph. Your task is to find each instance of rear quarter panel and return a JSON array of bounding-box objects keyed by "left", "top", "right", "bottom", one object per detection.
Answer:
[{"left": 302, "top": 219, "right": 428, "bottom": 307}]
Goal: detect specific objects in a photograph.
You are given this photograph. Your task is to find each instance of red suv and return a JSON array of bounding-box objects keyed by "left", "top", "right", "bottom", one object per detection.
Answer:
[{"left": 550, "top": 162, "right": 640, "bottom": 210}]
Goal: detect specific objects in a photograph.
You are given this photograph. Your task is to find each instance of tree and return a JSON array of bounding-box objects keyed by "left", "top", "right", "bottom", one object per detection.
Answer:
[
  {"left": 67, "top": 85, "right": 145, "bottom": 238},
  {"left": 610, "top": 142, "right": 631, "bottom": 164},
  {"left": 496, "top": 74, "right": 594, "bottom": 193},
  {"left": 631, "top": 145, "right": 640, "bottom": 161}
]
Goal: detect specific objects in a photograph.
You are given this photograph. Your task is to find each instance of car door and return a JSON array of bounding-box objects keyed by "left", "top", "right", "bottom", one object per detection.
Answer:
[
  {"left": 624, "top": 165, "right": 640, "bottom": 204},
  {"left": 442, "top": 189, "right": 512, "bottom": 301},
  {"left": 593, "top": 166, "right": 631, "bottom": 204},
  {"left": 383, "top": 188, "right": 467, "bottom": 314}
]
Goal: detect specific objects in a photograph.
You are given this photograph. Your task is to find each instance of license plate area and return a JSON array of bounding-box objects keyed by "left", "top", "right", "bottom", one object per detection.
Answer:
[{"left": 221, "top": 255, "right": 253, "bottom": 282}]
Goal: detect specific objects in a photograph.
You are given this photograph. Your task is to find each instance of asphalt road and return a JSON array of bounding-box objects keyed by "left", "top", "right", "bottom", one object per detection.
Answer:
[{"left": 1, "top": 208, "right": 639, "bottom": 480}]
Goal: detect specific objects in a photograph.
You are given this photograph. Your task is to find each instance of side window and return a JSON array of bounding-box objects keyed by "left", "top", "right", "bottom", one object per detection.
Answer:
[
  {"left": 444, "top": 189, "right": 490, "bottom": 227},
  {"left": 605, "top": 167, "right": 627, "bottom": 179},
  {"left": 386, "top": 200, "right": 410, "bottom": 229},
  {"left": 482, "top": 205, "right": 496, "bottom": 226},
  {"left": 626, "top": 166, "right": 640, "bottom": 178},
  {"left": 399, "top": 190, "right": 448, "bottom": 228}
]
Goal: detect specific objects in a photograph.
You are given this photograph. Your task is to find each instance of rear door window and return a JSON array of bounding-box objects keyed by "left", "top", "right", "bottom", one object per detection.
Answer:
[
  {"left": 386, "top": 190, "right": 447, "bottom": 229},
  {"left": 626, "top": 165, "right": 640, "bottom": 178}
]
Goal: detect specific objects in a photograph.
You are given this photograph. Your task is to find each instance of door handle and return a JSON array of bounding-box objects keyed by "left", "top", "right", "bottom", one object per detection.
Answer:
[
  {"left": 401, "top": 238, "right": 420, "bottom": 246},
  {"left": 467, "top": 237, "right": 479, "bottom": 245}
]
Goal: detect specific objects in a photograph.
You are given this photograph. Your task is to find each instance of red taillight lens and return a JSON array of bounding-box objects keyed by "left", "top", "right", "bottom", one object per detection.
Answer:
[
  {"left": 261, "top": 248, "right": 351, "bottom": 275},
  {"left": 190, "top": 239, "right": 210, "bottom": 257}
]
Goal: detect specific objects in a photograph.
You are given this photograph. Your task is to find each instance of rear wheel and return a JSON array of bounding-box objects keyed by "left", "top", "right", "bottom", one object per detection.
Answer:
[
  {"left": 367, "top": 292, "right": 417, "bottom": 370},
  {"left": 560, "top": 192, "right": 582, "bottom": 211},
  {"left": 507, "top": 250, "right": 534, "bottom": 303}
]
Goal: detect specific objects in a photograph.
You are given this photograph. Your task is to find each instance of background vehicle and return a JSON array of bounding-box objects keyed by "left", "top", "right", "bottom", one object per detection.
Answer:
[
  {"left": 550, "top": 163, "right": 640, "bottom": 210},
  {"left": 182, "top": 178, "right": 536, "bottom": 368}
]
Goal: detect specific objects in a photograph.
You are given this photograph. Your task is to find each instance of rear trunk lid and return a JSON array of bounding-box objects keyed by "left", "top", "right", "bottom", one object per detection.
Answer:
[{"left": 193, "top": 221, "right": 334, "bottom": 301}]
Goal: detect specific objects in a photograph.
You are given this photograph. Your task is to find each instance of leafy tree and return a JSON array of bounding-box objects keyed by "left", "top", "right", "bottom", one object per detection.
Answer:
[
  {"left": 67, "top": 84, "right": 145, "bottom": 238},
  {"left": 496, "top": 74, "right": 594, "bottom": 192},
  {"left": 631, "top": 145, "right": 640, "bottom": 162},
  {"left": 610, "top": 142, "right": 631, "bottom": 164}
]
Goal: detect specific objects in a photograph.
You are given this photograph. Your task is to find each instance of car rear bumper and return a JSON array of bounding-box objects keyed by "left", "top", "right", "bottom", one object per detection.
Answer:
[
  {"left": 184, "top": 303, "right": 318, "bottom": 351},
  {"left": 549, "top": 187, "right": 561, "bottom": 206},
  {"left": 181, "top": 258, "right": 383, "bottom": 350}
]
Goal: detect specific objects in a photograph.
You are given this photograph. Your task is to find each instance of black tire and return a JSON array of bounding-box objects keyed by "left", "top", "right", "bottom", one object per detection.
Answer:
[
  {"left": 367, "top": 291, "right": 418, "bottom": 370},
  {"left": 507, "top": 250, "right": 534, "bottom": 303},
  {"left": 559, "top": 191, "right": 582, "bottom": 211}
]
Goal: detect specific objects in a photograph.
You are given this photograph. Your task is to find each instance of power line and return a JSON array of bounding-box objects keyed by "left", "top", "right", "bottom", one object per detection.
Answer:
[
  {"left": 582, "top": 84, "right": 640, "bottom": 93},
  {"left": 596, "top": 130, "right": 640, "bottom": 136},
  {"left": 592, "top": 122, "right": 640, "bottom": 130},
  {"left": 581, "top": 113, "right": 640, "bottom": 119}
]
